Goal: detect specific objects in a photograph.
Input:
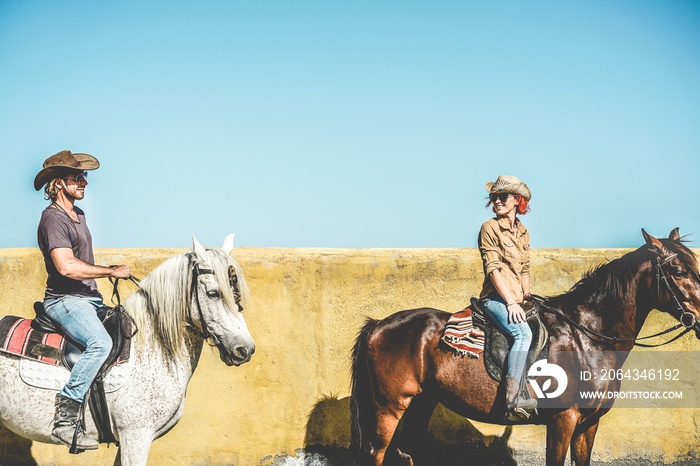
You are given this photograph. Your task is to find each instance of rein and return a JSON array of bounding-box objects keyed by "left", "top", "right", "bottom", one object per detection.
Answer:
[
  {"left": 529, "top": 252, "right": 696, "bottom": 348},
  {"left": 107, "top": 272, "right": 140, "bottom": 338},
  {"left": 108, "top": 272, "right": 141, "bottom": 307}
]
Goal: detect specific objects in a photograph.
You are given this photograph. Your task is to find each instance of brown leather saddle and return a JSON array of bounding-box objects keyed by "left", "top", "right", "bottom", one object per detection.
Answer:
[{"left": 469, "top": 297, "right": 549, "bottom": 383}]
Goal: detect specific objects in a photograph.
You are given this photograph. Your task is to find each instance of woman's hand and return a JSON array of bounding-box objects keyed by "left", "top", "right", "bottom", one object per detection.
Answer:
[{"left": 507, "top": 302, "right": 527, "bottom": 324}]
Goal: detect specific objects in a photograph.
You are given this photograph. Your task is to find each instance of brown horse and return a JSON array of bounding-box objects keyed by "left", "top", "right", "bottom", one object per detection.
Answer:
[{"left": 350, "top": 228, "right": 700, "bottom": 466}]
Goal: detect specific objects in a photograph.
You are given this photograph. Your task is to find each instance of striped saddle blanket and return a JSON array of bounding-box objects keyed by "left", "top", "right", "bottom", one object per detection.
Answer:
[
  {"left": 440, "top": 305, "right": 486, "bottom": 358},
  {"left": 0, "top": 315, "right": 130, "bottom": 369}
]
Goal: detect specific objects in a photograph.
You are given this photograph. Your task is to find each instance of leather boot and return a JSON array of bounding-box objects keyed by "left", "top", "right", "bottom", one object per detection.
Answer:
[
  {"left": 505, "top": 375, "right": 538, "bottom": 421},
  {"left": 51, "top": 394, "right": 99, "bottom": 451}
]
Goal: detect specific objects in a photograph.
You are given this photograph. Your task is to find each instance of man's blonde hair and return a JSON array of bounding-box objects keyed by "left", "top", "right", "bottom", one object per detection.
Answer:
[{"left": 43, "top": 178, "right": 62, "bottom": 201}]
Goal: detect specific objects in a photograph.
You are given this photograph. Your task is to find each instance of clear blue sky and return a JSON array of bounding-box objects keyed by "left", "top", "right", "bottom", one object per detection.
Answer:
[{"left": 1, "top": 1, "right": 699, "bottom": 249}]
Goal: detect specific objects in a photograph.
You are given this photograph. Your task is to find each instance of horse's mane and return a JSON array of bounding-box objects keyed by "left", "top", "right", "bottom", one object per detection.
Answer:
[
  {"left": 124, "top": 248, "right": 250, "bottom": 365},
  {"left": 548, "top": 237, "right": 699, "bottom": 312},
  {"left": 548, "top": 249, "right": 645, "bottom": 311}
]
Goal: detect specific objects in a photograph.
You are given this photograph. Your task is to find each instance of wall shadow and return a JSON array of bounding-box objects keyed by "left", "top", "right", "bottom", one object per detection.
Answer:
[
  {"left": 0, "top": 427, "right": 37, "bottom": 466},
  {"left": 303, "top": 395, "right": 516, "bottom": 466}
]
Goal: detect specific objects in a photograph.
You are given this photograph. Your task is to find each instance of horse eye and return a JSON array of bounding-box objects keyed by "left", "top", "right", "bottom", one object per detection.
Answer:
[
  {"left": 671, "top": 268, "right": 687, "bottom": 278},
  {"left": 207, "top": 290, "right": 221, "bottom": 298}
]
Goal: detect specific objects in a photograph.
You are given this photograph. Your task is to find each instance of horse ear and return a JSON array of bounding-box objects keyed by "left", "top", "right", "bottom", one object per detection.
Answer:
[
  {"left": 222, "top": 233, "right": 235, "bottom": 255},
  {"left": 669, "top": 227, "right": 680, "bottom": 241},
  {"left": 192, "top": 235, "right": 208, "bottom": 262},
  {"left": 642, "top": 228, "right": 663, "bottom": 250}
]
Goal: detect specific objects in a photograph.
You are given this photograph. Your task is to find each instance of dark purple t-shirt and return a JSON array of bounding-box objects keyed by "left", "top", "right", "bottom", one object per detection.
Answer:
[{"left": 37, "top": 205, "right": 101, "bottom": 300}]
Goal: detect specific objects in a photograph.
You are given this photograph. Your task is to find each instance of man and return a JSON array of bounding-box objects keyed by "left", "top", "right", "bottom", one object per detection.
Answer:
[{"left": 34, "top": 150, "right": 130, "bottom": 451}]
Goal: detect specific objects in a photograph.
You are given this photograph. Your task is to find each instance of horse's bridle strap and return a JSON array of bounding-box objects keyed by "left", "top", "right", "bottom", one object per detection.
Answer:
[
  {"left": 191, "top": 265, "right": 215, "bottom": 340},
  {"left": 188, "top": 265, "right": 243, "bottom": 341},
  {"left": 655, "top": 255, "right": 696, "bottom": 329}
]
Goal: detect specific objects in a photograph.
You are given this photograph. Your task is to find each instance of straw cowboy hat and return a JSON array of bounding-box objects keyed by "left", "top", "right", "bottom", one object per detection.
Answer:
[
  {"left": 486, "top": 175, "right": 531, "bottom": 201},
  {"left": 34, "top": 150, "right": 100, "bottom": 191}
]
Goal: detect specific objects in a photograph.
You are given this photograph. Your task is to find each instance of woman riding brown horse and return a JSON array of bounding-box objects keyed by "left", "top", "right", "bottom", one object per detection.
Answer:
[
  {"left": 478, "top": 175, "right": 537, "bottom": 421},
  {"left": 351, "top": 228, "right": 700, "bottom": 466}
]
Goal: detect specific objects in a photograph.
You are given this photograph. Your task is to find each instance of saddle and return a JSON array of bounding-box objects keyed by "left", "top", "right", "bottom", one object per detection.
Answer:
[
  {"left": 469, "top": 297, "right": 549, "bottom": 383},
  {"left": 30, "top": 302, "right": 129, "bottom": 370},
  {"left": 31, "top": 302, "right": 135, "bottom": 448}
]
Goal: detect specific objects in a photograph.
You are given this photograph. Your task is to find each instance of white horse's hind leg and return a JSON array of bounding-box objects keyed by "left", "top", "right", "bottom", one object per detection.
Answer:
[{"left": 112, "top": 429, "right": 154, "bottom": 466}]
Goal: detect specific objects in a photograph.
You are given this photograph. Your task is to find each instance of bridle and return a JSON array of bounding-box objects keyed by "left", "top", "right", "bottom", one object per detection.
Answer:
[
  {"left": 531, "top": 252, "right": 697, "bottom": 348},
  {"left": 190, "top": 264, "right": 216, "bottom": 340},
  {"left": 655, "top": 253, "right": 697, "bottom": 329},
  {"left": 188, "top": 263, "right": 244, "bottom": 342}
]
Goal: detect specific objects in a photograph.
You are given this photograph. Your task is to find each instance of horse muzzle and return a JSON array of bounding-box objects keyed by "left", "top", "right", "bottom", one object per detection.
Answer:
[{"left": 218, "top": 342, "right": 255, "bottom": 367}]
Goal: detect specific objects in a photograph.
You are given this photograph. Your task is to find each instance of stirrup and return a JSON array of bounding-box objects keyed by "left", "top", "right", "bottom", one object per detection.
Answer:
[{"left": 507, "top": 407, "right": 529, "bottom": 421}]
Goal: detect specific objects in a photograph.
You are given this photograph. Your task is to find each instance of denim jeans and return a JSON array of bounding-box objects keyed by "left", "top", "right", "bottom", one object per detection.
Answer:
[
  {"left": 43, "top": 295, "right": 112, "bottom": 402},
  {"left": 481, "top": 295, "right": 532, "bottom": 381}
]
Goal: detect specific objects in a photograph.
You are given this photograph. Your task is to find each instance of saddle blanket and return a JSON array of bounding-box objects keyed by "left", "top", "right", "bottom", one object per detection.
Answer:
[
  {"left": 19, "top": 353, "right": 132, "bottom": 393},
  {"left": 0, "top": 316, "right": 130, "bottom": 367},
  {"left": 440, "top": 306, "right": 485, "bottom": 358},
  {"left": 1, "top": 316, "right": 64, "bottom": 365},
  {"left": 0, "top": 316, "right": 133, "bottom": 392}
]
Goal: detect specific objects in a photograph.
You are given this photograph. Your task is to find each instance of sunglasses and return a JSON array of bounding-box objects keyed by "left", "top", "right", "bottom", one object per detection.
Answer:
[
  {"left": 65, "top": 171, "right": 88, "bottom": 184},
  {"left": 489, "top": 192, "right": 513, "bottom": 203}
]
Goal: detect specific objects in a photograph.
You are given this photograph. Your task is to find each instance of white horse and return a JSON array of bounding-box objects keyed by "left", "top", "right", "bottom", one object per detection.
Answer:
[{"left": 0, "top": 234, "right": 255, "bottom": 465}]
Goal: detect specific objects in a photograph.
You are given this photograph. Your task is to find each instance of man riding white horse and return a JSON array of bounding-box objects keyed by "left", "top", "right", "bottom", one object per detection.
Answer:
[{"left": 34, "top": 150, "right": 131, "bottom": 451}]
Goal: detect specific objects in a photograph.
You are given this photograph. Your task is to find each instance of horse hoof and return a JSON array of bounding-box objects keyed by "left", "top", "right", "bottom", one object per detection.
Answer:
[{"left": 390, "top": 448, "right": 414, "bottom": 466}]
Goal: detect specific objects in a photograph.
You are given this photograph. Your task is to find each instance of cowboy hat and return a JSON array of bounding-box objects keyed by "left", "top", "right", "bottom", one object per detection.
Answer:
[
  {"left": 34, "top": 150, "right": 100, "bottom": 191},
  {"left": 485, "top": 175, "right": 531, "bottom": 201}
]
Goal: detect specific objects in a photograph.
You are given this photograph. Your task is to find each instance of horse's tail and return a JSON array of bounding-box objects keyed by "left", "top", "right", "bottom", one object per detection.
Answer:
[{"left": 350, "top": 317, "right": 379, "bottom": 466}]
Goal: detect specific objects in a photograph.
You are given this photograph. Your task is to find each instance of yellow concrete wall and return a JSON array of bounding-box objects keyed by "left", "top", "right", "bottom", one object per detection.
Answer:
[{"left": 0, "top": 247, "right": 698, "bottom": 465}]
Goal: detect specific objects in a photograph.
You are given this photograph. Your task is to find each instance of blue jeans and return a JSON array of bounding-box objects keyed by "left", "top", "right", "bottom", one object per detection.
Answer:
[
  {"left": 481, "top": 295, "right": 532, "bottom": 381},
  {"left": 43, "top": 296, "right": 112, "bottom": 402}
]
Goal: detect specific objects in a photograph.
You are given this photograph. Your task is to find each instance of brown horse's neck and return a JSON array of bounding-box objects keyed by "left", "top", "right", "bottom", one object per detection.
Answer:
[{"left": 544, "top": 255, "right": 658, "bottom": 352}]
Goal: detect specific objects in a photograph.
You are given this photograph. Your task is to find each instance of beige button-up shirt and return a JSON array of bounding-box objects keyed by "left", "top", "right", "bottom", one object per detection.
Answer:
[{"left": 478, "top": 216, "right": 530, "bottom": 302}]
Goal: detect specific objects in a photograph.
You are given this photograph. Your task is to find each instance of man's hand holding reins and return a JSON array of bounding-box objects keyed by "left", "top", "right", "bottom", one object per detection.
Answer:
[{"left": 110, "top": 264, "right": 131, "bottom": 279}]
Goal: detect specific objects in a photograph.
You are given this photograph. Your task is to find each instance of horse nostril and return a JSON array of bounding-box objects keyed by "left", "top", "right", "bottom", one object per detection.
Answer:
[
  {"left": 250, "top": 345, "right": 256, "bottom": 355},
  {"left": 234, "top": 346, "right": 249, "bottom": 360}
]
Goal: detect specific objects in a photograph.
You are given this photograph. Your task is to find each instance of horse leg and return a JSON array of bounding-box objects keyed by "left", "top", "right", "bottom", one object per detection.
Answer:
[
  {"left": 546, "top": 409, "right": 580, "bottom": 466},
  {"left": 372, "top": 403, "right": 410, "bottom": 466},
  {"left": 393, "top": 394, "right": 438, "bottom": 464},
  {"left": 569, "top": 419, "right": 600, "bottom": 466},
  {"left": 112, "top": 429, "right": 153, "bottom": 466}
]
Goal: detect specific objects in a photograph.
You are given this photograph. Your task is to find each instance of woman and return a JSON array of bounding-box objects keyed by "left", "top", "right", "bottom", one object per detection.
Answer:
[{"left": 478, "top": 175, "right": 537, "bottom": 421}]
